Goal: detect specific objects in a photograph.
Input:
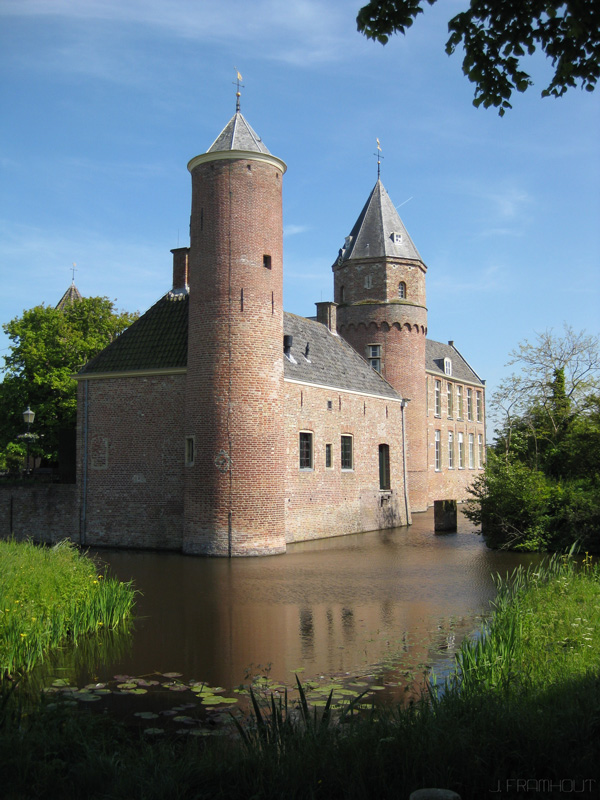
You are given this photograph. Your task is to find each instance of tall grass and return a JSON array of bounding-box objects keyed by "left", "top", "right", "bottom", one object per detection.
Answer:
[{"left": 0, "top": 539, "right": 135, "bottom": 677}]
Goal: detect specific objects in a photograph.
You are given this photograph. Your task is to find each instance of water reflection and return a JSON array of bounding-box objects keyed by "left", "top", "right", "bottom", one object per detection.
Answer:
[{"left": 72, "top": 511, "right": 542, "bottom": 692}]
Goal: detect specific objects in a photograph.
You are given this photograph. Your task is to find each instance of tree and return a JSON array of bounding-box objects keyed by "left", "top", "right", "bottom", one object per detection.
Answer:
[
  {"left": 356, "top": 0, "right": 600, "bottom": 114},
  {"left": 0, "top": 298, "right": 137, "bottom": 465}
]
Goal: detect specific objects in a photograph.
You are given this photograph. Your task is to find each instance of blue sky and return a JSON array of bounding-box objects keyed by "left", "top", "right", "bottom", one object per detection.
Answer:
[{"left": 1, "top": 0, "right": 599, "bottom": 434}]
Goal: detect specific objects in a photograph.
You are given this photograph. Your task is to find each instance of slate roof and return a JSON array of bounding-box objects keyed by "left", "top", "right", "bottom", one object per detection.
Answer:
[
  {"left": 426, "top": 339, "right": 484, "bottom": 386},
  {"left": 336, "top": 180, "right": 423, "bottom": 265},
  {"left": 78, "top": 293, "right": 188, "bottom": 375},
  {"left": 56, "top": 282, "right": 82, "bottom": 310},
  {"left": 282, "top": 313, "right": 401, "bottom": 399},
  {"left": 207, "top": 111, "right": 271, "bottom": 154}
]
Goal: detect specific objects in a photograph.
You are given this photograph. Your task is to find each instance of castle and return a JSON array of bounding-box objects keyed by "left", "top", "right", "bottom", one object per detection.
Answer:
[{"left": 73, "top": 106, "right": 486, "bottom": 556}]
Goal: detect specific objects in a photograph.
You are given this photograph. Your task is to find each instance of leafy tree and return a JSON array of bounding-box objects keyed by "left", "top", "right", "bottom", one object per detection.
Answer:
[
  {"left": 0, "top": 298, "right": 137, "bottom": 465},
  {"left": 357, "top": 0, "right": 600, "bottom": 114},
  {"left": 466, "top": 326, "right": 600, "bottom": 551}
]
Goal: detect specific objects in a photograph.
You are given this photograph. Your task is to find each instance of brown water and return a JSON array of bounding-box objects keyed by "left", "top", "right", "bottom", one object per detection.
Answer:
[{"left": 63, "top": 510, "right": 541, "bottom": 694}]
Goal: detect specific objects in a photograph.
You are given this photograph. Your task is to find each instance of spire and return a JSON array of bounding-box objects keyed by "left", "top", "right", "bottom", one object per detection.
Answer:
[
  {"left": 56, "top": 281, "right": 82, "bottom": 310},
  {"left": 206, "top": 111, "right": 271, "bottom": 155},
  {"left": 336, "top": 180, "right": 422, "bottom": 264}
]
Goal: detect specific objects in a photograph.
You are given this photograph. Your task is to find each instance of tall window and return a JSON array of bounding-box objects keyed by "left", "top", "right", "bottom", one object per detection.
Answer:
[
  {"left": 325, "top": 443, "right": 333, "bottom": 469},
  {"left": 447, "top": 382, "right": 453, "bottom": 418},
  {"left": 185, "top": 436, "right": 195, "bottom": 467},
  {"left": 434, "top": 380, "right": 441, "bottom": 416},
  {"left": 478, "top": 434, "right": 484, "bottom": 467},
  {"left": 434, "top": 430, "right": 441, "bottom": 471},
  {"left": 398, "top": 281, "right": 407, "bottom": 298},
  {"left": 457, "top": 386, "right": 463, "bottom": 419},
  {"left": 299, "top": 432, "right": 313, "bottom": 470},
  {"left": 458, "top": 432, "right": 464, "bottom": 469},
  {"left": 467, "top": 388, "right": 473, "bottom": 421},
  {"left": 341, "top": 435, "right": 353, "bottom": 470},
  {"left": 364, "top": 274, "right": 373, "bottom": 289},
  {"left": 476, "top": 391, "right": 483, "bottom": 423},
  {"left": 379, "top": 444, "right": 390, "bottom": 490},
  {"left": 367, "top": 344, "right": 381, "bottom": 372},
  {"left": 448, "top": 431, "right": 454, "bottom": 469},
  {"left": 468, "top": 433, "right": 475, "bottom": 468},
  {"left": 444, "top": 358, "right": 452, "bottom": 376}
]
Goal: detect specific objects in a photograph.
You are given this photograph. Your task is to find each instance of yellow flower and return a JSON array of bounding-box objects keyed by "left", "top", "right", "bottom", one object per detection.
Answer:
[{"left": 20, "top": 633, "right": 26, "bottom": 638}]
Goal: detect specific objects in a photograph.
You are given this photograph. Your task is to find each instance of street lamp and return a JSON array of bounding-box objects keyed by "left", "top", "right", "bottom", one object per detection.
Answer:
[{"left": 22, "top": 406, "right": 35, "bottom": 476}]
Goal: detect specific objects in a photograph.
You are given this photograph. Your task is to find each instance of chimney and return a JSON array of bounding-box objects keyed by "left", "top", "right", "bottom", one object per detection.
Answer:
[
  {"left": 448, "top": 340, "right": 454, "bottom": 348},
  {"left": 315, "top": 301, "right": 338, "bottom": 333},
  {"left": 283, "top": 334, "right": 293, "bottom": 356},
  {"left": 171, "top": 247, "right": 190, "bottom": 292}
]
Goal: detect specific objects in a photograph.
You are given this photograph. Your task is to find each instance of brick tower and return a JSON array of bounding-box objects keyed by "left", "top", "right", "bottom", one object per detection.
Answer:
[
  {"left": 333, "top": 180, "right": 429, "bottom": 510},
  {"left": 182, "top": 108, "right": 288, "bottom": 555}
]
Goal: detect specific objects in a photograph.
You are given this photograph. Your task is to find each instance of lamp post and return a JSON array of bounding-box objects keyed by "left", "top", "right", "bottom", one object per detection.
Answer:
[{"left": 22, "top": 406, "right": 35, "bottom": 476}]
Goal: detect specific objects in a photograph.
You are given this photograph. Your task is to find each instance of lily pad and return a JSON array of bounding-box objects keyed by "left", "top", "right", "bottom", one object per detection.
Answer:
[
  {"left": 143, "top": 728, "right": 164, "bottom": 735},
  {"left": 162, "top": 672, "right": 183, "bottom": 679},
  {"left": 134, "top": 712, "right": 160, "bottom": 720},
  {"left": 173, "top": 715, "right": 196, "bottom": 724}
]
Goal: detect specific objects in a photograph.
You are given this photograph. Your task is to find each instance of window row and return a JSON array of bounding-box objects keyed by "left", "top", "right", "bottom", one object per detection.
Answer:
[
  {"left": 300, "top": 432, "right": 354, "bottom": 471},
  {"left": 433, "top": 380, "right": 483, "bottom": 422},
  {"left": 299, "top": 433, "right": 392, "bottom": 490},
  {"left": 434, "top": 431, "right": 484, "bottom": 471},
  {"left": 338, "top": 282, "right": 408, "bottom": 304}
]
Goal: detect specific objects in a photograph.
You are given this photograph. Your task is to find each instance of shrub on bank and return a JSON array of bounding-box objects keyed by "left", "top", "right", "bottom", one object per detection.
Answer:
[{"left": 0, "top": 539, "right": 134, "bottom": 677}]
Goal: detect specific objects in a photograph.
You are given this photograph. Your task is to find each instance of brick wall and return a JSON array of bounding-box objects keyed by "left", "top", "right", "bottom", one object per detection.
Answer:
[
  {"left": 284, "top": 381, "right": 409, "bottom": 542},
  {"left": 76, "top": 373, "right": 185, "bottom": 550},
  {"left": 0, "top": 484, "right": 78, "bottom": 543}
]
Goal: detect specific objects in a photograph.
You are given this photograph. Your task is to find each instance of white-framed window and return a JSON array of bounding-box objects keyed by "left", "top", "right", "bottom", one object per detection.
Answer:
[
  {"left": 478, "top": 434, "right": 484, "bottom": 467},
  {"left": 444, "top": 357, "right": 452, "bottom": 376},
  {"left": 367, "top": 344, "right": 381, "bottom": 372},
  {"left": 299, "top": 431, "right": 313, "bottom": 470},
  {"left": 468, "top": 433, "right": 475, "bottom": 468},
  {"left": 458, "top": 432, "right": 464, "bottom": 469},
  {"left": 325, "top": 443, "right": 333, "bottom": 469},
  {"left": 457, "top": 386, "right": 463, "bottom": 420},
  {"left": 434, "top": 380, "right": 441, "bottom": 416},
  {"left": 341, "top": 435, "right": 354, "bottom": 470},
  {"left": 434, "top": 430, "right": 441, "bottom": 471},
  {"left": 467, "top": 388, "right": 473, "bottom": 421},
  {"left": 398, "top": 281, "right": 407, "bottom": 298},
  {"left": 476, "top": 391, "right": 483, "bottom": 423},
  {"left": 185, "top": 436, "right": 195, "bottom": 467},
  {"left": 448, "top": 431, "right": 454, "bottom": 469},
  {"left": 447, "top": 382, "right": 453, "bottom": 418},
  {"left": 393, "top": 232, "right": 403, "bottom": 244},
  {"left": 364, "top": 274, "right": 373, "bottom": 289}
]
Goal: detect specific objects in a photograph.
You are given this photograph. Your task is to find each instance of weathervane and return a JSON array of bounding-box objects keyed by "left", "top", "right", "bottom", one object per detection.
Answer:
[
  {"left": 233, "top": 69, "right": 244, "bottom": 112},
  {"left": 374, "top": 138, "right": 383, "bottom": 180},
  {"left": 71, "top": 262, "right": 78, "bottom": 283}
]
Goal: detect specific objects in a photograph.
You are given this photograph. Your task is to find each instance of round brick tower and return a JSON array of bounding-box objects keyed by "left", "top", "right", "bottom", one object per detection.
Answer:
[
  {"left": 333, "top": 180, "right": 429, "bottom": 511},
  {"left": 182, "top": 110, "right": 287, "bottom": 555}
]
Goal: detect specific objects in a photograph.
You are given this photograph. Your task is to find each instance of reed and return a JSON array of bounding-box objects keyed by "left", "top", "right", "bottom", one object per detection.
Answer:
[{"left": 0, "top": 539, "right": 135, "bottom": 678}]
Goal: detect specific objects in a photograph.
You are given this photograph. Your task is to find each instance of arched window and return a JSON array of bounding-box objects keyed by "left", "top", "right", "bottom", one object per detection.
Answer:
[
  {"left": 339, "top": 285, "right": 345, "bottom": 303},
  {"left": 398, "top": 281, "right": 407, "bottom": 299}
]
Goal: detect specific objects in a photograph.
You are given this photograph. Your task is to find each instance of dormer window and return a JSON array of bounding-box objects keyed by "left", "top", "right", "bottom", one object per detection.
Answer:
[
  {"left": 444, "top": 357, "right": 452, "bottom": 376},
  {"left": 392, "top": 232, "right": 403, "bottom": 244},
  {"left": 398, "top": 281, "right": 407, "bottom": 299},
  {"left": 344, "top": 235, "right": 352, "bottom": 249}
]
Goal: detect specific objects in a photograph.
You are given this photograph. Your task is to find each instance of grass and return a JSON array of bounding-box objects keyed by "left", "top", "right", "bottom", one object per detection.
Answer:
[
  {"left": 1, "top": 554, "right": 598, "bottom": 799},
  {"left": 0, "top": 539, "right": 135, "bottom": 677}
]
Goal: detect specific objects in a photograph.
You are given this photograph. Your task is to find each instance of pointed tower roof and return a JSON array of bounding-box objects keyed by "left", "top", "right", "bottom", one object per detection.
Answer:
[
  {"left": 56, "top": 281, "right": 82, "bottom": 310},
  {"left": 207, "top": 111, "right": 271, "bottom": 155},
  {"left": 339, "top": 180, "right": 422, "bottom": 264}
]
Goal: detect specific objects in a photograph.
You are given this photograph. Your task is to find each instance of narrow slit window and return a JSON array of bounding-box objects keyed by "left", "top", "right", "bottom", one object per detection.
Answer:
[
  {"left": 325, "top": 443, "right": 333, "bottom": 469},
  {"left": 185, "top": 436, "right": 195, "bottom": 467},
  {"left": 379, "top": 444, "right": 390, "bottom": 490},
  {"left": 263, "top": 254, "right": 272, "bottom": 269}
]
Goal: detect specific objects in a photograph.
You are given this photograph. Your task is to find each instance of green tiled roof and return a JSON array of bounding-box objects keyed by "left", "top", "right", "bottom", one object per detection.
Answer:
[{"left": 78, "top": 293, "right": 188, "bottom": 375}]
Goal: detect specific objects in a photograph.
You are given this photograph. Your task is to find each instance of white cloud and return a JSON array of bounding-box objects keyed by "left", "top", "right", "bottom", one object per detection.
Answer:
[{"left": 284, "top": 224, "right": 310, "bottom": 237}]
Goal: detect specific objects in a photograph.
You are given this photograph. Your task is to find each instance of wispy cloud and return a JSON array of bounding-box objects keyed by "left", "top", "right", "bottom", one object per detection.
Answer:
[{"left": 284, "top": 224, "right": 310, "bottom": 237}]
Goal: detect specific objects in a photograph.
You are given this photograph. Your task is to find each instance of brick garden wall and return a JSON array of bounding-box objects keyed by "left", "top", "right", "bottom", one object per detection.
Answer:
[
  {"left": 0, "top": 484, "right": 78, "bottom": 543},
  {"left": 284, "top": 381, "right": 409, "bottom": 543}
]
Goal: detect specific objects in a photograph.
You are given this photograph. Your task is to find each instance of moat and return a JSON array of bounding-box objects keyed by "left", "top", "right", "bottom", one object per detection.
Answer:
[{"left": 53, "top": 509, "right": 542, "bottom": 696}]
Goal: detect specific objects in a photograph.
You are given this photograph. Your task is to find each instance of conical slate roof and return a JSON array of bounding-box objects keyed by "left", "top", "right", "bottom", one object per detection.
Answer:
[
  {"left": 339, "top": 180, "right": 422, "bottom": 263},
  {"left": 207, "top": 111, "right": 271, "bottom": 154},
  {"left": 56, "top": 281, "right": 82, "bottom": 310}
]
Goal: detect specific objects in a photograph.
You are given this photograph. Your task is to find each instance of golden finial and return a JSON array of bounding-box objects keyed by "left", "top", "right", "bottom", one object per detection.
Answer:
[{"left": 374, "top": 138, "right": 383, "bottom": 180}]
